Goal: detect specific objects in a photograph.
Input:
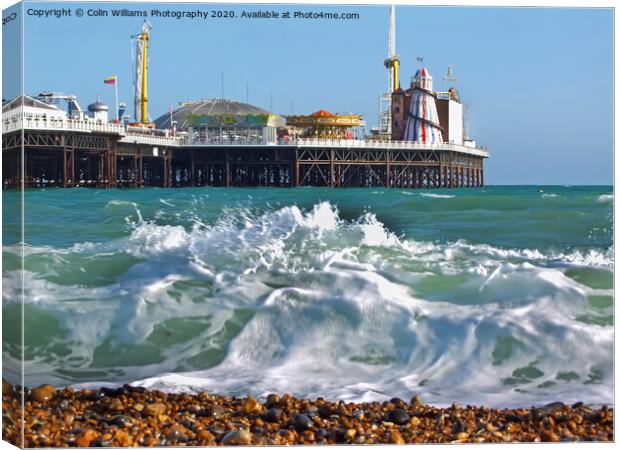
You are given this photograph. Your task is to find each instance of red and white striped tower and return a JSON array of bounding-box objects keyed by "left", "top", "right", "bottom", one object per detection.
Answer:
[{"left": 403, "top": 68, "right": 443, "bottom": 143}]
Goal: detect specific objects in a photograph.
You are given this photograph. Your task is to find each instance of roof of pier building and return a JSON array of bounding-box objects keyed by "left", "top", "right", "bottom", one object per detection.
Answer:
[
  {"left": 87, "top": 98, "right": 109, "bottom": 112},
  {"left": 3, "top": 95, "right": 64, "bottom": 114},
  {"left": 154, "top": 98, "right": 280, "bottom": 130}
]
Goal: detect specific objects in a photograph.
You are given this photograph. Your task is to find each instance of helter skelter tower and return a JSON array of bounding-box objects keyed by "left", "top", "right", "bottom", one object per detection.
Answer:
[{"left": 403, "top": 67, "right": 443, "bottom": 143}]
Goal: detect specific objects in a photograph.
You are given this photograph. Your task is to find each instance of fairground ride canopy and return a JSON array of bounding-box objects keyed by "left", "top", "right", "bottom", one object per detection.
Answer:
[
  {"left": 286, "top": 110, "right": 363, "bottom": 127},
  {"left": 154, "top": 98, "right": 280, "bottom": 130}
]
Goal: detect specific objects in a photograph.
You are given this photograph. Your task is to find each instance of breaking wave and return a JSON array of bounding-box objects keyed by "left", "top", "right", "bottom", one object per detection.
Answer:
[{"left": 3, "top": 201, "right": 613, "bottom": 408}]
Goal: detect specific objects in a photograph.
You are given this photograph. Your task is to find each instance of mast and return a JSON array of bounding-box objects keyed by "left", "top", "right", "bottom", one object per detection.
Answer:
[
  {"left": 379, "top": 5, "right": 399, "bottom": 138},
  {"left": 133, "top": 20, "right": 152, "bottom": 125}
]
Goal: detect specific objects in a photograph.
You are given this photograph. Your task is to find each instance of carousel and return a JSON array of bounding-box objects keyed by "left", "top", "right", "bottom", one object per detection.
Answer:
[{"left": 286, "top": 110, "right": 363, "bottom": 139}]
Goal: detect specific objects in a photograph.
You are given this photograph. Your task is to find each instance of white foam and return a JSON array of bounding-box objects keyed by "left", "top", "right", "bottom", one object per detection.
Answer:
[
  {"left": 9, "top": 201, "right": 613, "bottom": 407},
  {"left": 420, "top": 193, "right": 455, "bottom": 199}
]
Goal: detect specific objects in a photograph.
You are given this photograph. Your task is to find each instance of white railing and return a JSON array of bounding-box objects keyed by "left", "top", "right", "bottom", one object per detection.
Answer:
[
  {"left": 3, "top": 117, "right": 488, "bottom": 157},
  {"left": 289, "top": 138, "right": 490, "bottom": 157},
  {"left": 5, "top": 116, "right": 126, "bottom": 134},
  {"left": 119, "top": 133, "right": 184, "bottom": 147},
  {"left": 181, "top": 137, "right": 488, "bottom": 157},
  {"left": 188, "top": 138, "right": 272, "bottom": 147},
  {"left": 3, "top": 116, "right": 183, "bottom": 146}
]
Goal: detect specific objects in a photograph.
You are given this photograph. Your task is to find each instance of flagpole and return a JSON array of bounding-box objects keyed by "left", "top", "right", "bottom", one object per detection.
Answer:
[{"left": 115, "top": 76, "right": 119, "bottom": 122}]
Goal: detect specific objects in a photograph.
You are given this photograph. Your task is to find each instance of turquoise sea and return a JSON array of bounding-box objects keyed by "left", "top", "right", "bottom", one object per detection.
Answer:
[{"left": 2, "top": 185, "right": 614, "bottom": 407}]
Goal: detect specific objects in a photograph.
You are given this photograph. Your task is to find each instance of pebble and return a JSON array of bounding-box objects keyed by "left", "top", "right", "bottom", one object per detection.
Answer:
[
  {"left": 541, "top": 430, "right": 561, "bottom": 442},
  {"left": 207, "top": 404, "right": 227, "bottom": 418},
  {"left": 4, "top": 380, "right": 613, "bottom": 448},
  {"left": 387, "top": 408, "right": 410, "bottom": 425},
  {"left": 303, "top": 405, "right": 319, "bottom": 419},
  {"left": 143, "top": 402, "right": 166, "bottom": 417},
  {"left": 76, "top": 429, "right": 99, "bottom": 447},
  {"left": 2, "top": 379, "right": 14, "bottom": 396},
  {"left": 390, "top": 430, "right": 405, "bottom": 444},
  {"left": 265, "top": 393, "right": 280, "bottom": 407},
  {"left": 244, "top": 396, "right": 262, "bottom": 413},
  {"left": 411, "top": 395, "right": 424, "bottom": 407},
  {"left": 293, "top": 413, "right": 312, "bottom": 431},
  {"left": 264, "top": 408, "right": 283, "bottom": 423},
  {"left": 109, "top": 415, "right": 133, "bottom": 427},
  {"left": 318, "top": 405, "right": 336, "bottom": 418},
  {"left": 221, "top": 429, "right": 252, "bottom": 445},
  {"left": 30, "top": 384, "right": 56, "bottom": 403}
]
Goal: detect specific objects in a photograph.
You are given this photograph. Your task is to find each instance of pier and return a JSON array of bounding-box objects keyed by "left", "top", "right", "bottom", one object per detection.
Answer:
[{"left": 2, "top": 116, "right": 487, "bottom": 189}]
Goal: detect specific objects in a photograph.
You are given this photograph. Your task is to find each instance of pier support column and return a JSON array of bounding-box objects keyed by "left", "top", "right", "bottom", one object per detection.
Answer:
[
  {"left": 63, "top": 148, "right": 68, "bottom": 188},
  {"left": 191, "top": 149, "right": 196, "bottom": 187},
  {"left": 386, "top": 152, "right": 391, "bottom": 188}
]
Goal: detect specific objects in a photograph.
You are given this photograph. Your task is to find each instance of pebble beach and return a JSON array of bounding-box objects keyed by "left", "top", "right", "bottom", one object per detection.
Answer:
[{"left": 2, "top": 380, "right": 614, "bottom": 447}]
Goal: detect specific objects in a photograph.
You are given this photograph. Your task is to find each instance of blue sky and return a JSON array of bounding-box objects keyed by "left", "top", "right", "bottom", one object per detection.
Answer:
[{"left": 5, "top": 2, "right": 614, "bottom": 184}]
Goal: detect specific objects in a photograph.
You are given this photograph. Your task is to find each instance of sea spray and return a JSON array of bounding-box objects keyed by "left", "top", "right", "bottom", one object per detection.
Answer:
[{"left": 2, "top": 186, "right": 613, "bottom": 407}]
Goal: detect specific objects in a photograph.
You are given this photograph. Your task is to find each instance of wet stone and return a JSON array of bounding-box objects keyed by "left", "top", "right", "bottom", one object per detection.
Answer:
[
  {"left": 88, "top": 390, "right": 107, "bottom": 401},
  {"left": 206, "top": 404, "right": 227, "bottom": 418},
  {"left": 303, "top": 405, "right": 319, "bottom": 419},
  {"left": 453, "top": 418, "right": 466, "bottom": 433},
  {"left": 294, "top": 413, "right": 312, "bottom": 431},
  {"left": 390, "top": 397, "right": 406, "bottom": 408},
  {"left": 109, "top": 415, "right": 133, "bottom": 428},
  {"left": 389, "top": 430, "right": 405, "bottom": 444},
  {"left": 221, "top": 429, "right": 252, "bottom": 445},
  {"left": 143, "top": 402, "right": 166, "bottom": 417},
  {"left": 318, "top": 406, "right": 336, "bottom": 418},
  {"left": 265, "top": 393, "right": 280, "bottom": 407},
  {"left": 540, "top": 402, "right": 565, "bottom": 414},
  {"left": 264, "top": 408, "right": 283, "bottom": 423},
  {"left": 387, "top": 408, "right": 410, "bottom": 425},
  {"left": 411, "top": 395, "right": 424, "bottom": 407},
  {"left": 244, "top": 396, "right": 261, "bottom": 413},
  {"left": 30, "top": 384, "right": 57, "bottom": 403}
]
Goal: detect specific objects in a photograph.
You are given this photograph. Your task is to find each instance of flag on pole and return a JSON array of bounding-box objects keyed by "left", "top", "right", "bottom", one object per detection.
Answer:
[{"left": 104, "top": 75, "right": 117, "bottom": 85}]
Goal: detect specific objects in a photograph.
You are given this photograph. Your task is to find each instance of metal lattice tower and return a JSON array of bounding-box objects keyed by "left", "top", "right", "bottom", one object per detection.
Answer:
[
  {"left": 387, "top": 5, "right": 396, "bottom": 92},
  {"left": 379, "top": 5, "right": 399, "bottom": 138}
]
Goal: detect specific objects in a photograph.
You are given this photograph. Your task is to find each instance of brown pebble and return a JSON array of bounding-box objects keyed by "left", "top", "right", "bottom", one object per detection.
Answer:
[
  {"left": 2, "top": 379, "right": 14, "bottom": 396},
  {"left": 541, "top": 430, "right": 561, "bottom": 442},
  {"left": 389, "top": 430, "right": 405, "bottom": 444},
  {"left": 143, "top": 402, "right": 166, "bottom": 417},
  {"left": 108, "top": 397, "right": 124, "bottom": 411},
  {"left": 455, "top": 432, "right": 469, "bottom": 440},
  {"left": 76, "top": 429, "right": 99, "bottom": 447},
  {"left": 411, "top": 395, "right": 423, "bottom": 407},
  {"left": 30, "top": 384, "right": 56, "bottom": 402},
  {"left": 266, "top": 393, "right": 280, "bottom": 406},
  {"left": 197, "top": 429, "right": 215, "bottom": 443},
  {"left": 244, "top": 396, "right": 262, "bottom": 413}
]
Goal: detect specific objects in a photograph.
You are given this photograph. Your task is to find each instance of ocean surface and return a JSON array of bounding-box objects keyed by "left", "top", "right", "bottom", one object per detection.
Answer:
[{"left": 2, "top": 185, "right": 614, "bottom": 407}]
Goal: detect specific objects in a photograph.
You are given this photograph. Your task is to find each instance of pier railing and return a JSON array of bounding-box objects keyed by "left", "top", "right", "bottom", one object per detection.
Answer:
[
  {"left": 4, "top": 115, "right": 126, "bottom": 134},
  {"left": 290, "top": 138, "right": 490, "bottom": 157},
  {"left": 183, "top": 137, "right": 488, "bottom": 157},
  {"left": 3, "top": 116, "right": 184, "bottom": 146},
  {"left": 4, "top": 116, "right": 488, "bottom": 157}
]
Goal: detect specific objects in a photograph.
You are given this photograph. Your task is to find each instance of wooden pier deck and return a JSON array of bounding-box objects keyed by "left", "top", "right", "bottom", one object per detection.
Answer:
[{"left": 2, "top": 125, "right": 487, "bottom": 189}]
